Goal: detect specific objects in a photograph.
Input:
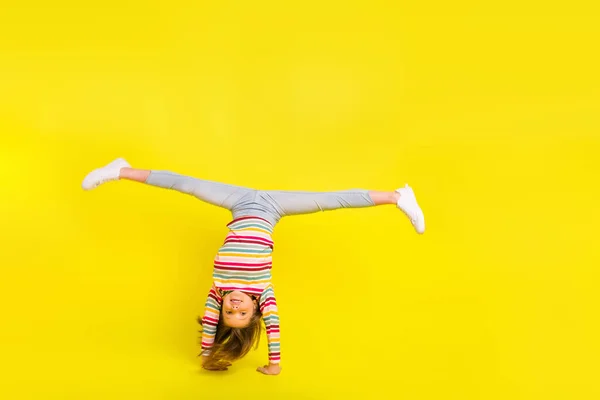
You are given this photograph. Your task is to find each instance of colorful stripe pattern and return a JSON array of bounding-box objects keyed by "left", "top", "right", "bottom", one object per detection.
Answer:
[{"left": 200, "top": 216, "right": 281, "bottom": 364}]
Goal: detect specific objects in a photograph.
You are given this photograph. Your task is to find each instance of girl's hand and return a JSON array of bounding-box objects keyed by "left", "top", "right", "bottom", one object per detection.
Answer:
[{"left": 256, "top": 363, "right": 281, "bottom": 375}]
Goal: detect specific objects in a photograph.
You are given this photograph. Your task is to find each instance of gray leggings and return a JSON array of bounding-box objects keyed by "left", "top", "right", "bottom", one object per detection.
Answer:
[{"left": 145, "top": 170, "right": 375, "bottom": 226}]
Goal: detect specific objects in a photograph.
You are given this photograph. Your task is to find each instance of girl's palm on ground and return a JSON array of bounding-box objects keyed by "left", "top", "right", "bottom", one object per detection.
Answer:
[{"left": 257, "top": 364, "right": 281, "bottom": 375}]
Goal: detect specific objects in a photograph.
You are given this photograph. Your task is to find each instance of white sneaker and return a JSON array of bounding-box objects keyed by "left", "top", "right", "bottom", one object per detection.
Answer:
[
  {"left": 81, "top": 157, "right": 131, "bottom": 190},
  {"left": 396, "top": 184, "right": 425, "bottom": 234}
]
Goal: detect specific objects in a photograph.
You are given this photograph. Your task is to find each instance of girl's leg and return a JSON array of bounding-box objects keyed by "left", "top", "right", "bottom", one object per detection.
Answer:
[
  {"left": 82, "top": 158, "right": 425, "bottom": 233},
  {"left": 261, "top": 185, "right": 425, "bottom": 233},
  {"left": 127, "top": 169, "right": 252, "bottom": 210},
  {"left": 82, "top": 158, "right": 252, "bottom": 211},
  {"left": 366, "top": 191, "right": 400, "bottom": 206},
  {"left": 261, "top": 189, "right": 377, "bottom": 215}
]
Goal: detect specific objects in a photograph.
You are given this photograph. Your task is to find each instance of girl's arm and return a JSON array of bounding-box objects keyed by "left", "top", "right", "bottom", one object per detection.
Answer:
[
  {"left": 200, "top": 284, "right": 222, "bottom": 356},
  {"left": 257, "top": 285, "right": 281, "bottom": 375}
]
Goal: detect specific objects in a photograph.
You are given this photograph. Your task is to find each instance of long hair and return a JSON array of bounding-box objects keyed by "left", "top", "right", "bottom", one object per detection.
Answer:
[{"left": 198, "top": 308, "right": 263, "bottom": 371}]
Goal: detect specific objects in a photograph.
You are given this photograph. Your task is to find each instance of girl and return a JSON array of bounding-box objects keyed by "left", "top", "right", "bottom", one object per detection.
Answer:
[{"left": 82, "top": 158, "right": 425, "bottom": 375}]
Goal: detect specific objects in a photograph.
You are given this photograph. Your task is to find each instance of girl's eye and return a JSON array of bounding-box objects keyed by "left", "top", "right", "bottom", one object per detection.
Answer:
[{"left": 241, "top": 312, "right": 246, "bottom": 316}]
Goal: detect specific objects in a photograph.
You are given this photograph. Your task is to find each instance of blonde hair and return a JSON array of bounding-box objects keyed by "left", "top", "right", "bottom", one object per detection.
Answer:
[{"left": 198, "top": 308, "right": 263, "bottom": 371}]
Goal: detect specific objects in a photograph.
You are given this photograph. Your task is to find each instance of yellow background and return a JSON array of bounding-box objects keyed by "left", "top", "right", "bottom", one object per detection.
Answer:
[{"left": 1, "top": 1, "right": 599, "bottom": 399}]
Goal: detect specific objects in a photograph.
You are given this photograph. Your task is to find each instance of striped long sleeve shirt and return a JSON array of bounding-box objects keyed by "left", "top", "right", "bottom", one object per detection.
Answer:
[{"left": 200, "top": 216, "right": 281, "bottom": 364}]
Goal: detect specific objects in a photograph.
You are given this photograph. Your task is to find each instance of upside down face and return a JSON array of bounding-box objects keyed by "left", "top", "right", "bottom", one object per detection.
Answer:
[{"left": 221, "top": 290, "right": 258, "bottom": 328}]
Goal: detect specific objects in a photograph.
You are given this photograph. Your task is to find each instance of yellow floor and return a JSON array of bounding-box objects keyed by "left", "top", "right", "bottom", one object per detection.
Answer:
[{"left": 1, "top": 2, "right": 599, "bottom": 399}]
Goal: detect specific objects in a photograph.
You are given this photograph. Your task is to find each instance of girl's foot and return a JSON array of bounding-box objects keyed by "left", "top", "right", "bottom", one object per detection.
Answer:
[
  {"left": 82, "top": 158, "right": 131, "bottom": 190},
  {"left": 396, "top": 184, "right": 425, "bottom": 234}
]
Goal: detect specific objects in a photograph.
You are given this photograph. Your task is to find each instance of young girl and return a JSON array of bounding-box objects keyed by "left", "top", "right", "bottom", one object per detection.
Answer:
[{"left": 82, "top": 158, "right": 425, "bottom": 375}]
